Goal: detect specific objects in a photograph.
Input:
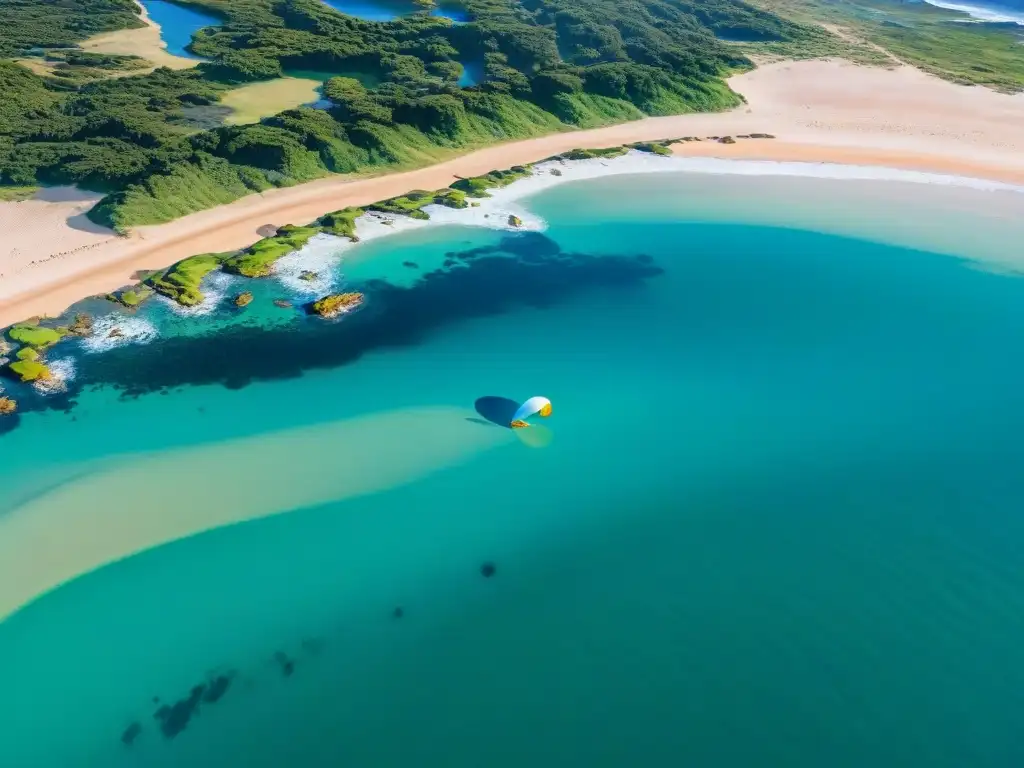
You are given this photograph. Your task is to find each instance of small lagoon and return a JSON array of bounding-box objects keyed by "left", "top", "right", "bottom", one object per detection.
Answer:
[
  {"left": 458, "top": 60, "right": 484, "bottom": 87},
  {"left": 140, "top": 0, "right": 222, "bottom": 59},
  {"left": 320, "top": 0, "right": 471, "bottom": 23}
]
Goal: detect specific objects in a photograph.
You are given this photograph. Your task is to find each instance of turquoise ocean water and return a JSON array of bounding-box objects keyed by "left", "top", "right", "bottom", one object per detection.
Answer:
[{"left": 2, "top": 172, "right": 1024, "bottom": 766}]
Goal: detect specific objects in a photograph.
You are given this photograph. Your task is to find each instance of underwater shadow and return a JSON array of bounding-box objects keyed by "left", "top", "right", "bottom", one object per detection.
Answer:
[{"left": 474, "top": 396, "right": 518, "bottom": 428}]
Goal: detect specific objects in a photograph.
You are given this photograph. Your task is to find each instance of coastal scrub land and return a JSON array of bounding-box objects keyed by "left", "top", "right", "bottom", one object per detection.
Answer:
[
  {"left": 0, "top": 0, "right": 807, "bottom": 230},
  {"left": 744, "top": 0, "right": 1024, "bottom": 92}
]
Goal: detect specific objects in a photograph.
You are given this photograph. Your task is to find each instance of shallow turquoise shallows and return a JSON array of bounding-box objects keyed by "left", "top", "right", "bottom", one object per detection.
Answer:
[
  {"left": 2, "top": 173, "right": 1024, "bottom": 767},
  {"left": 140, "top": 0, "right": 221, "bottom": 58},
  {"left": 320, "top": 0, "right": 469, "bottom": 23}
]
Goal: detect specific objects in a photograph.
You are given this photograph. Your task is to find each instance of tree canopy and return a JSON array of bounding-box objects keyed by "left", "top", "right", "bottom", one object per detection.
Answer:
[{"left": 0, "top": 0, "right": 810, "bottom": 228}]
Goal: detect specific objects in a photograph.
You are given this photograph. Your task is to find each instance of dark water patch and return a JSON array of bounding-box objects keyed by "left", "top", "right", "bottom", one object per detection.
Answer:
[
  {"left": 273, "top": 651, "right": 296, "bottom": 677},
  {"left": 0, "top": 413, "right": 21, "bottom": 436},
  {"left": 153, "top": 683, "right": 205, "bottom": 739},
  {"left": 403, "top": 260, "right": 419, "bottom": 269},
  {"left": 474, "top": 396, "right": 518, "bottom": 427},
  {"left": 0, "top": 235, "right": 661, "bottom": 431},
  {"left": 202, "top": 673, "right": 232, "bottom": 703},
  {"left": 50, "top": 234, "right": 662, "bottom": 403},
  {"left": 144, "top": 668, "right": 238, "bottom": 742},
  {"left": 480, "top": 561, "right": 496, "bottom": 578},
  {"left": 175, "top": 104, "right": 232, "bottom": 130},
  {"left": 392, "top": 606, "right": 405, "bottom": 619},
  {"left": 120, "top": 721, "right": 141, "bottom": 747}
]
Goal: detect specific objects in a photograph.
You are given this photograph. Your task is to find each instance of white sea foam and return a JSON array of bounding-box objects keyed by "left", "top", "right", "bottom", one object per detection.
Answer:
[
  {"left": 156, "top": 270, "right": 239, "bottom": 317},
  {"left": 33, "top": 357, "right": 76, "bottom": 394},
  {"left": 353, "top": 210, "right": 434, "bottom": 240},
  {"left": 250, "top": 151, "right": 1024, "bottom": 294},
  {"left": 80, "top": 314, "right": 159, "bottom": 353},
  {"left": 343, "top": 152, "right": 1024, "bottom": 248},
  {"left": 272, "top": 233, "right": 349, "bottom": 296},
  {"left": 343, "top": 151, "right": 1024, "bottom": 245},
  {"left": 505, "top": 151, "right": 1024, "bottom": 198},
  {"left": 921, "top": 0, "right": 1024, "bottom": 24}
]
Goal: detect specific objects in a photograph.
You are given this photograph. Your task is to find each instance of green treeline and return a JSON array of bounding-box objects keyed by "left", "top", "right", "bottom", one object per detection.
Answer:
[{"left": 0, "top": 0, "right": 810, "bottom": 229}]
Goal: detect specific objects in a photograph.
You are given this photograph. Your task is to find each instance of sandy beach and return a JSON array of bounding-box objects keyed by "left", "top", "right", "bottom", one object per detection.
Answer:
[
  {"left": 78, "top": 0, "right": 201, "bottom": 72},
  {"left": 2, "top": 58, "right": 1024, "bottom": 328}
]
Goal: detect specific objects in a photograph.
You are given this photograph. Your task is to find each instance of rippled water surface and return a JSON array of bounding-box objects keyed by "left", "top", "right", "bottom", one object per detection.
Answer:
[{"left": 2, "top": 171, "right": 1024, "bottom": 766}]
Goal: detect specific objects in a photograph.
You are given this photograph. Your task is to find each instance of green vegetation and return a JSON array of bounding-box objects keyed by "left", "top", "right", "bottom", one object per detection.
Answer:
[
  {"left": 318, "top": 206, "right": 364, "bottom": 240},
  {"left": 557, "top": 146, "right": 629, "bottom": 161},
  {"left": 222, "top": 225, "right": 320, "bottom": 277},
  {"left": 147, "top": 253, "right": 225, "bottom": 305},
  {"left": 0, "top": 0, "right": 813, "bottom": 223},
  {"left": 0, "top": 0, "right": 141, "bottom": 58},
  {"left": 108, "top": 285, "right": 154, "bottom": 308},
  {"left": 744, "top": 0, "right": 1024, "bottom": 92},
  {"left": 452, "top": 166, "right": 534, "bottom": 197},
  {"left": 310, "top": 292, "right": 365, "bottom": 318},
  {"left": 220, "top": 75, "right": 325, "bottom": 126},
  {"left": 6, "top": 323, "right": 66, "bottom": 348},
  {"left": 368, "top": 187, "right": 468, "bottom": 219},
  {"left": 8, "top": 359, "right": 52, "bottom": 382},
  {"left": 0, "top": 185, "right": 37, "bottom": 201},
  {"left": 628, "top": 141, "right": 673, "bottom": 156},
  {"left": 14, "top": 347, "right": 39, "bottom": 362}
]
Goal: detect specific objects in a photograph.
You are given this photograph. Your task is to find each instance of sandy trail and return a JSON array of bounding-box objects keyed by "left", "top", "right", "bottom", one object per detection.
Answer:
[{"left": 2, "top": 58, "right": 1024, "bottom": 327}]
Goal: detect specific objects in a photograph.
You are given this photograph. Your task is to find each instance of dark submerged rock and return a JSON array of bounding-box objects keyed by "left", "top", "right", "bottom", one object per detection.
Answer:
[
  {"left": 273, "top": 650, "right": 295, "bottom": 677},
  {"left": 392, "top": 606, "right": 404, "bottom": 619},
  {"left": 153, "top": 684, "right": 206, "bottom": 739},
  {"left": 402, "top": 261, "right": 419, "bottom": 269},
  {"left": 480, "top": 561, "right": 496, "bottom": 578},
  {"left": 121, "top": 722, "right": 142, "bottom": 746},
  {"left": 202, "top": 674, "right": 232, "bottom": 704}
]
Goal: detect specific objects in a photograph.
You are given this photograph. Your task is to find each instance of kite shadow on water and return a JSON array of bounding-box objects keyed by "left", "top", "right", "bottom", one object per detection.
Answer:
[{"left": 471, "top": 396, "right": 520, "bottom": 428}]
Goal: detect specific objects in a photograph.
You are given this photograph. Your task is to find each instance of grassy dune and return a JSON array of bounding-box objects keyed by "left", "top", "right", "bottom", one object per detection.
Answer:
[
  {"left": 220, "top": 76, "right": 325, "bottom": 125},
  {"left": 747, "top": 0, "right": 1024, "bottom": 92}
]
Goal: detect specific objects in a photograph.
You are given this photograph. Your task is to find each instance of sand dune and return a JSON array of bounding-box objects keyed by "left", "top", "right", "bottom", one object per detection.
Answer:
[
  {"left": 0, "top": 406, "right": 514, "bottom": 621},
  {"left": 2, "top": 58, "right": 1024, "bottom": 328},
  {"left": 79, "top": 0, "right": 200, "bottom": 72}
]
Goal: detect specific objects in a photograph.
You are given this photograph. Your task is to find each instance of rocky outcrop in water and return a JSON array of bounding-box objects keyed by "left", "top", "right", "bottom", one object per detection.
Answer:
[
  {"left": 68, "top": 313, "right": 94, "bottom": 337},
  {"left": 0, "top": 396, "right": 17, "bottom": 416},
  {"left": 120, "top": 722, "right": 141, "bottom": 747},
  {"left": 234, "top": 291, "right": 253, "bottom": 308},
  {"left": 308, "top": 293, "right": 365, "bottom": 319},
  {"left": 508, "top": 215, "right": 523, "bottom": 228}
]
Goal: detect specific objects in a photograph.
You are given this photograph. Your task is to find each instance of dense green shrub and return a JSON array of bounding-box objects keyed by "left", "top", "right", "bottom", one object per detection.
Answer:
[{"left": 0, "top": 0, "right": 813, "bottom": 226}]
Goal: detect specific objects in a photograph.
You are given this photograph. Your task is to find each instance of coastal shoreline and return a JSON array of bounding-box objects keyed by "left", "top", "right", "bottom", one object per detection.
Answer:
[
  {"left": 78, "top": 0, "right": 201, "bottom": 72},
  {"left": 3, "top": 57, "right": 1024, "bottom": 328}
]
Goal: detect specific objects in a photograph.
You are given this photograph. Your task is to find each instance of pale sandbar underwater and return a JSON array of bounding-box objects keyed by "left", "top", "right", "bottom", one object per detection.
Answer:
[{"left": 2, "top": 169, "right": 1024, "bottom": 766}]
